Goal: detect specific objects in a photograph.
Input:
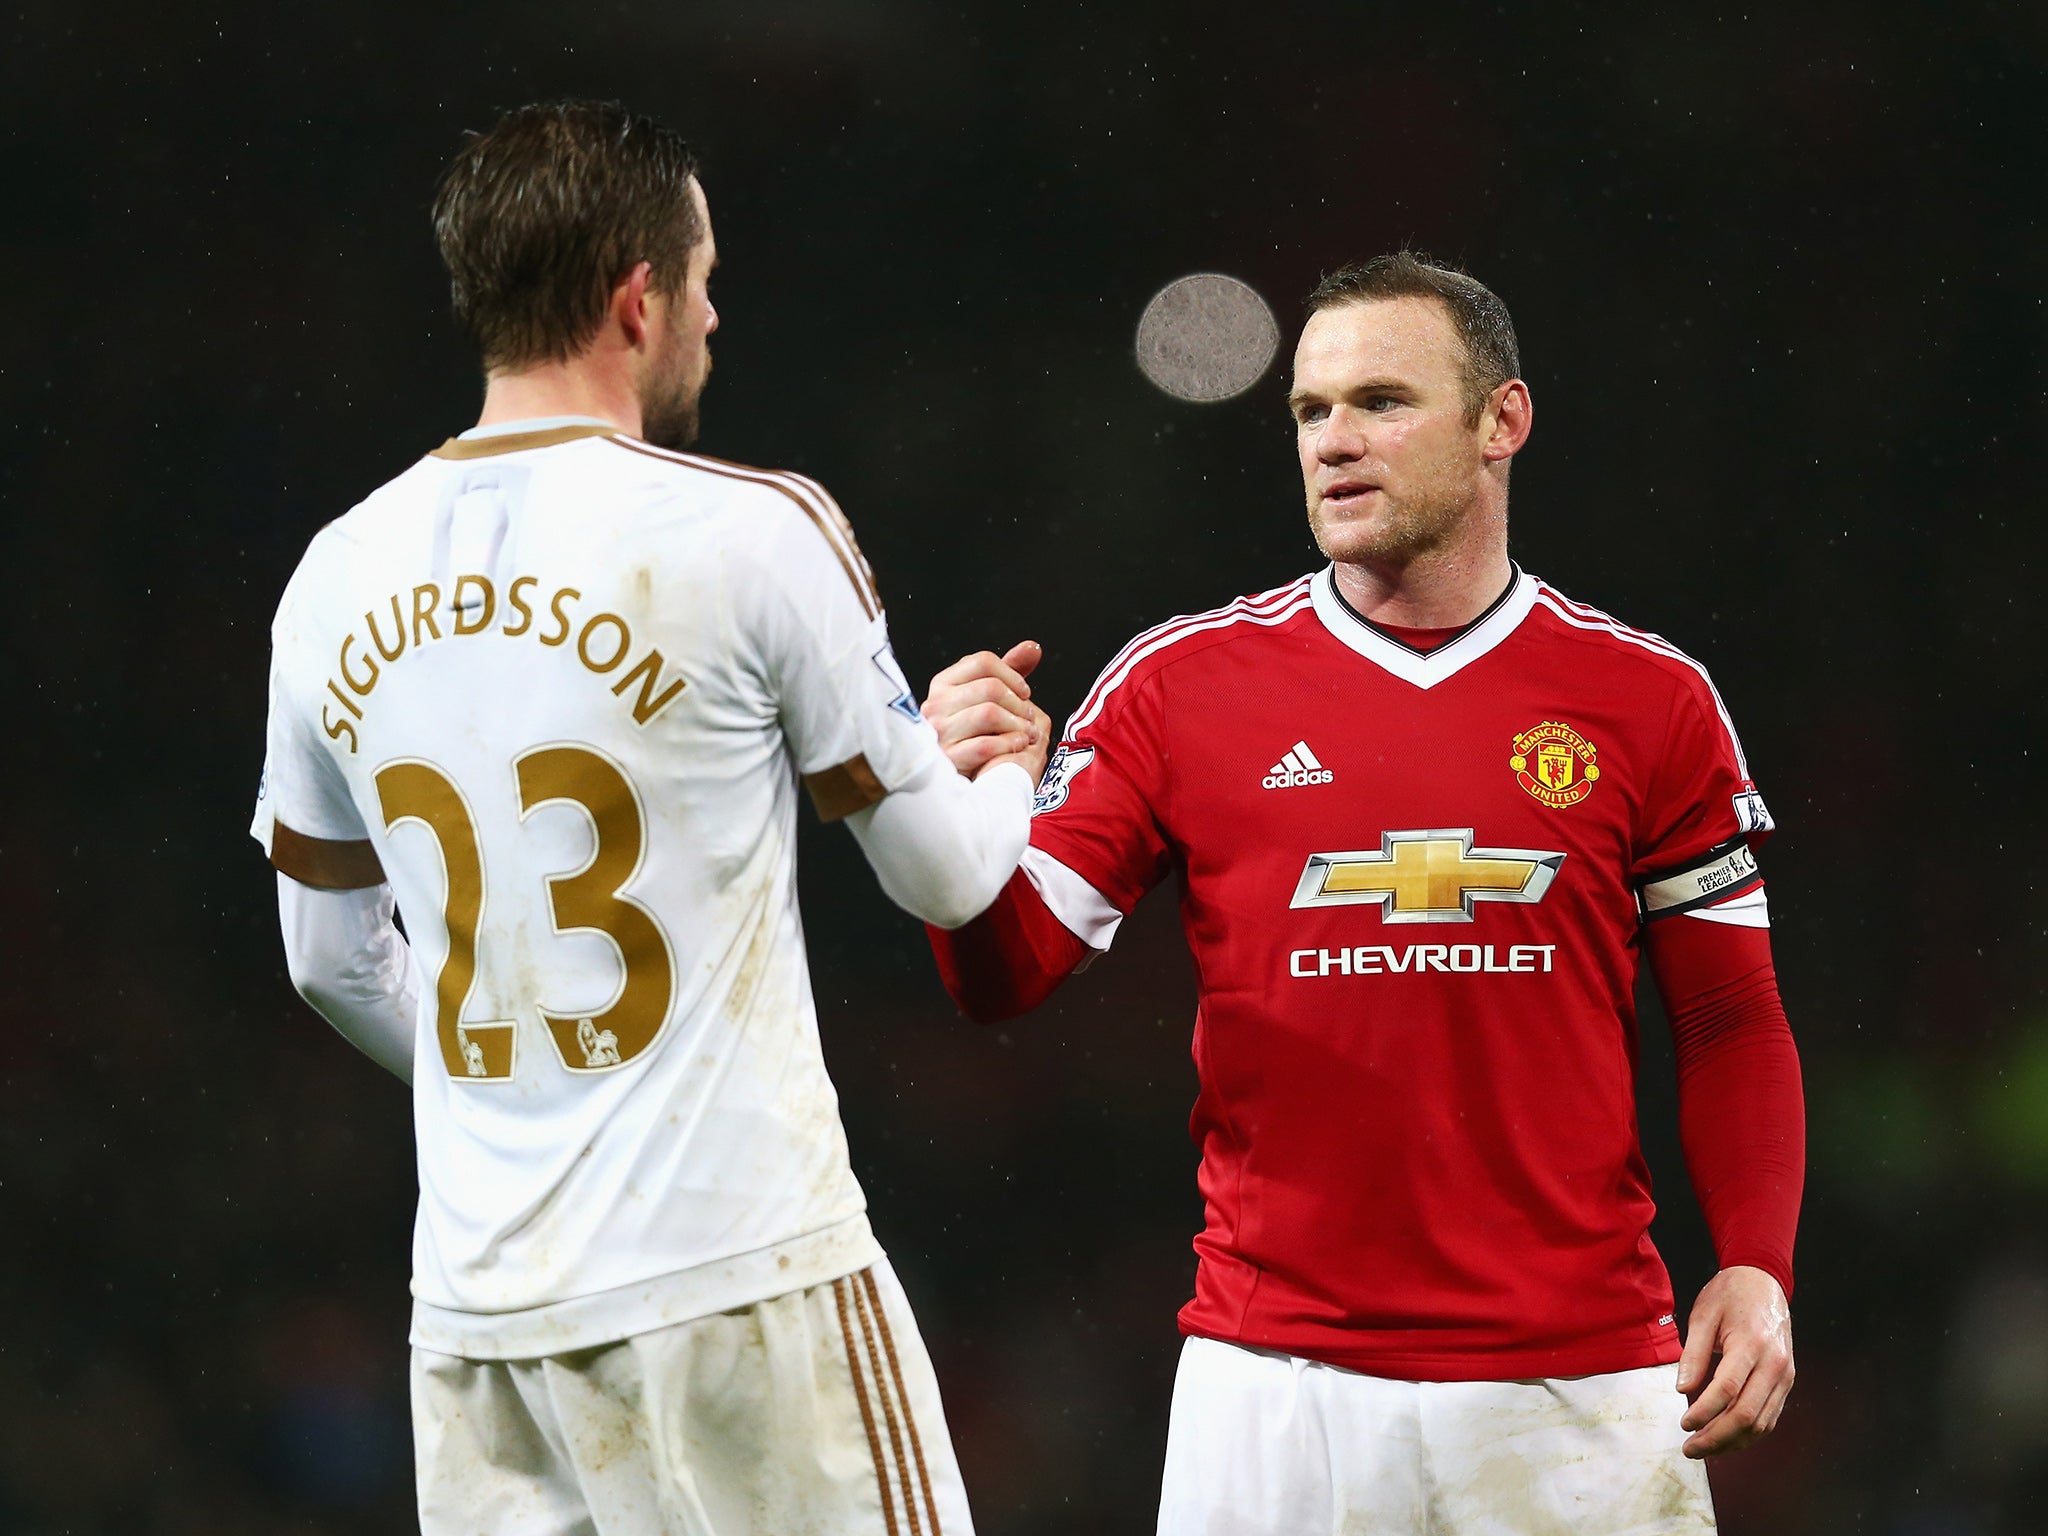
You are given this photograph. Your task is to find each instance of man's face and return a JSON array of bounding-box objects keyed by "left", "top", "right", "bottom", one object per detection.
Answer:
[
  {"left": 1290, "top": 297, "right": 1497, "bottom": 567},
  {"left": 639, "top": 178, "right": 719, "bottom": 451}
]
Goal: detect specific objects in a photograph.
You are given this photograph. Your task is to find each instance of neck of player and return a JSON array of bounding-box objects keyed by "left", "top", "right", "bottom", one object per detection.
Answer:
[
  {"left": 1330, "top": 510, "right": 1514, "bottom": 630},
  {"left": 475, "top": 357, "right": 646, "bottom": 440}
]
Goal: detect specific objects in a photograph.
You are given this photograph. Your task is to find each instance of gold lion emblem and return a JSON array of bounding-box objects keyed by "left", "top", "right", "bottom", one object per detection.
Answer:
[{"left": 1509, "top": 720, "right": 1600, "bottom": 808}]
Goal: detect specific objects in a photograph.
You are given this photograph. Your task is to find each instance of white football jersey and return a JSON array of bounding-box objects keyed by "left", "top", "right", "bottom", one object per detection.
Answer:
[{"left": 252, "top": 417, "right": 949, "bottom": 1357}]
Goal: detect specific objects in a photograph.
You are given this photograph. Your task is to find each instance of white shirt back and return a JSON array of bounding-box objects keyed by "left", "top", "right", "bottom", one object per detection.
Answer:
[{"left": 253, "top": 420, "right": 945, "bottom": 1356}]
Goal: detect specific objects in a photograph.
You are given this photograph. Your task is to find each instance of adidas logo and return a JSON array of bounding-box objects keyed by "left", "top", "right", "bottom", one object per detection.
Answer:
[{"left": 1263, "top": 740, "right": 1334, "bottom": 790}]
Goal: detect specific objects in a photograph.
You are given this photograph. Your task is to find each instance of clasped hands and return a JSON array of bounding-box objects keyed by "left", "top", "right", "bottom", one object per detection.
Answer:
[{"left": 921, "top": 641, "right": 1052, "bottom": 785}]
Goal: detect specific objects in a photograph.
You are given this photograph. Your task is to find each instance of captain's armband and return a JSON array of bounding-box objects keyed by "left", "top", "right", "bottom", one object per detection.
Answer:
[{"left": 1637, "top": 835, "right": 1763, "bottom": 922}]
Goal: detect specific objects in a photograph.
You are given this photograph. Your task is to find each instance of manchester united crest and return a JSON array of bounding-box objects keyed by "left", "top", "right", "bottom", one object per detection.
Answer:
[{"left": 1509, "top": 720, "right": 1600, "bottom": 808}]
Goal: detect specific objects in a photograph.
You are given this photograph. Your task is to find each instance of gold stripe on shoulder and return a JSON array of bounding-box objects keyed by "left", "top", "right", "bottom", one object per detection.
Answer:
[
  {"left": 678, "top": 447, "right": 782, "bottom": 476},
  {"left": 430, "top": 424, "right": 618, "bottom": 460},
  {"left": 805, "top": 754, "right": 887, "bottom": 823},
  {"left": 605, "top": 440, "right": 881, "bottom": 619},
  {"left": 271, "top": 822, "right": 386, "bottom": 890},
  {"left": 604, "top": 437, "right": 773, "bottom": 476},
  {"left": 787, "top": 470, "right": 883, "bottom": 616}
]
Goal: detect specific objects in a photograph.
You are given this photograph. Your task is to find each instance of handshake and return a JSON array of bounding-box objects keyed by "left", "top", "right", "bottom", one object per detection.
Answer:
[{"left": 921, "top": 640, "right": 1053, "bottom": 786}]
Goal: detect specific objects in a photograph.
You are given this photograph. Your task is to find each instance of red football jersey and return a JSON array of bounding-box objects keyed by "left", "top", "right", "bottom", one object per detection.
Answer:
[{"left": 1022, "top": 565, "right": 1776, "bottom": 1381}]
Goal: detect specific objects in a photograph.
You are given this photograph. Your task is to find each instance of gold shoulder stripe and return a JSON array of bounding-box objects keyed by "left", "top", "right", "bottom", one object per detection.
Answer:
[
  {"left": 429, "top": 424, "right": 618, "bottom": 459},
  {"left": 271, "top": 822, "right": 386, "bottom": 890},
  {"left": 787, "top": 470, "right": 882, "bottom": 611},
  {"left": 605, "top": 439, "right": 881, "bottom": 619},
  {"left": 805, "top": 755, "right": 886, "bottom": 823}
]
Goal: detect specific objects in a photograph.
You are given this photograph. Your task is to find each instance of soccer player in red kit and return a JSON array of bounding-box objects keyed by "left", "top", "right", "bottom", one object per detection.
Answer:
[{"left": 921, "top": 253, "right": 1803, "bottom": 1533}]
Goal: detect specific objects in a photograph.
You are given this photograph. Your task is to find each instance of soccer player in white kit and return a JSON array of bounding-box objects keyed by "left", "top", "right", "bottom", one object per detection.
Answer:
[{"left": 251, "top": 101, "right": 1045, "bottom": 1535}]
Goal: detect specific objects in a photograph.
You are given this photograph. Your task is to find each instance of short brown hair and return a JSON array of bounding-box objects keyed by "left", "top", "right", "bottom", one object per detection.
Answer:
[
  {"left": 1305, "top": 252, "right": 1520, "bottom": 422},
  {"left": 432, "top": 100, "right": 703, "bottom": 372}
]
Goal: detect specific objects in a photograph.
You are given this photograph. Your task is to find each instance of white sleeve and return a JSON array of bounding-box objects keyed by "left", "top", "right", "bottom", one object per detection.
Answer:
[
  {"left": 844, "top": 759, "right": 1033, "bottom": 929},
  {"left": 277, "top": 873, "right": 419, "bottom": 1083},
  {"left": 728, "top": 478, "right": 1031, "bottom": 918},
  {"left": 731, "top": 480, "right": 947, "bottom": 818},
  {"left": 252, "top": 556, "right": 372, "bottom": 859}
]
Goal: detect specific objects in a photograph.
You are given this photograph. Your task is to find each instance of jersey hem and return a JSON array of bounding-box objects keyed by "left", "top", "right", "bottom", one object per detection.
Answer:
[
  {"left": 1178, "top": 1322, "right": 1681, "bottom": 1383},
  {"left": 408, "top": 1212, "right": 884, "bottom": 1359}
]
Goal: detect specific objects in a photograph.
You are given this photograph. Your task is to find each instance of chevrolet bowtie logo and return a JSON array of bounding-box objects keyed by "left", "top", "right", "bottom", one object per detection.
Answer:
[{"left": 1290, "top": 829, "right": 1565, "bottom": 923}]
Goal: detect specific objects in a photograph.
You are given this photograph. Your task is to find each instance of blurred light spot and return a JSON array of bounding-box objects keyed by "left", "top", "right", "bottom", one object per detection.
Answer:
[{"left": 1135, "top": 274, "right": 1279, "bottom": 403}]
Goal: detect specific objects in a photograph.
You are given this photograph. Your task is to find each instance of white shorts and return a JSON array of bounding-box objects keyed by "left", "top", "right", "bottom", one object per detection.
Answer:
[
  {"left": 1157, "top": 1337, "right": 1714, "bottom": 1536},
  {"left": 413, "top": 1260, "right": 972, "bottom": 1536}
]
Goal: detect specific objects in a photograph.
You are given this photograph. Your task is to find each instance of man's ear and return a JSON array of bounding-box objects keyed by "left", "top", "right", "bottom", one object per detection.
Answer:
[
  {"left": 1482, "top": 379, "right": 1534, "bottom": 463},
  {"left": 612, "top": 260, "right": 656, "bottom": 351}
]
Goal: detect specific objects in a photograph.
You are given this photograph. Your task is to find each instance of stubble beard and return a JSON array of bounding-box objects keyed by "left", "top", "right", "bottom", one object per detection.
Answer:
[
  {"left": 1309, "top": 477, "right": 1473, "bottom": 569},
  {"left": 639, "top": 344, "right": 709, "bottom": 452}
]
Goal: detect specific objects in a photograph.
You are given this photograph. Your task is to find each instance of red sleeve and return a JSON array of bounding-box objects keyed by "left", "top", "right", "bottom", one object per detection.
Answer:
[
  {"left": 1027, "top": 673, "right": 1175, "bottom": 922},
  {"left": 927, "top": 868, "right": 1089, "bottom": 1024},
  {"left": 1632, "top": 669, "right": 1774, "bottom": 893},
  {"left": 928, "top": 640, "right": 1179, "bottom": 1021},
  {"left": 1645, "top": 914, "right": 1805, "bottom": 1298}
]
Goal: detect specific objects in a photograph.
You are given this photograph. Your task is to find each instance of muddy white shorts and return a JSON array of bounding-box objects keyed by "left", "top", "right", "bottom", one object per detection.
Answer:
[
  {"left": 1157, "top": 1336, "right": 1714, "bottom": 1536},
  {"left": 413, "top": 1260, "right": 970, "bottom": 1536}
]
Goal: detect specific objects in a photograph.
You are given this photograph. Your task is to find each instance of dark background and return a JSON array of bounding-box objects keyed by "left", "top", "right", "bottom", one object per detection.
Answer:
[{"left": 4, "top": 1, "right": 2045, "bottom": 1531}]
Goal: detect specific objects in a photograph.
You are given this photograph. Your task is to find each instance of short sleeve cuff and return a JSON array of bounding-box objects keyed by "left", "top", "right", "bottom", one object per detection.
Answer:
[{"left": 1019, "top": 845, "right": 1125, "bottom": 950}]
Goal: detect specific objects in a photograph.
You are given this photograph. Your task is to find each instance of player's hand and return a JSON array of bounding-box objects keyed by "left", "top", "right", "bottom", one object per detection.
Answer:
[
  {"left": 981, "top": 695, "right": 1052, "bottom": 789},
  {"left": 1676, "top": 1264, "right": 1795, "bottom": 1458},
  {"left": 923, "top": 642, "right": 1051, "bottom": 783}
]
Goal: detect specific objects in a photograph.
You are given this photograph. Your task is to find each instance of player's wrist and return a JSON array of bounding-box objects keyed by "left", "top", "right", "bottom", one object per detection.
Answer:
[
  {"left": 1716, "top": 1261, "right": 1782, "bottom": 1277},
  {"left": 1713, "top": 1257, "right": 1793, "bottom": 1300},
  {"left": 972, "top": 757, "right": 1036, "bottom": 793}
]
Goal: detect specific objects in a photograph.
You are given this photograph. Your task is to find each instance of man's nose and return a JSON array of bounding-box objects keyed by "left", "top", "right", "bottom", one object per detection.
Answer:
[
  {"left": 705, "top": 300, "right": 720, "bottom": 335},
  {"left": 1316, "top": 406, "right": 1367, "bottom": 462}
]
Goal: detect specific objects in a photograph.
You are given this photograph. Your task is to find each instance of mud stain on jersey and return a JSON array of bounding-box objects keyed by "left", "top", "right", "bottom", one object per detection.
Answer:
[{"left": 722, "top": 884, "right": 779, "bottom": 1025}]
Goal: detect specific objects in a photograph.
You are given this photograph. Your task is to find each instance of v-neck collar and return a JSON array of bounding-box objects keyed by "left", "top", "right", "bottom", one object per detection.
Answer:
[{"left": 1309, "top": 563, "right": 1538, "bottom": 689}]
